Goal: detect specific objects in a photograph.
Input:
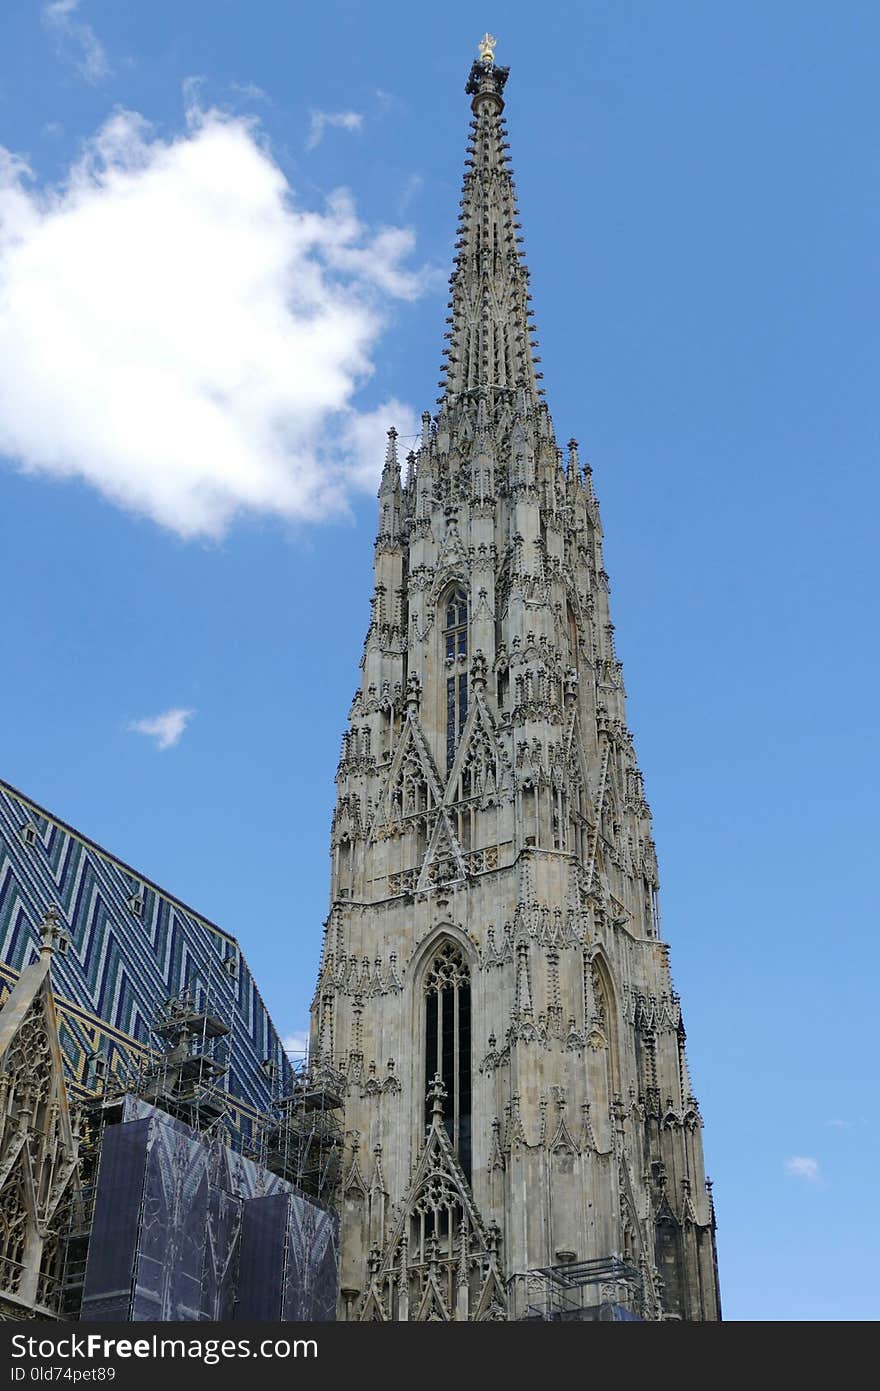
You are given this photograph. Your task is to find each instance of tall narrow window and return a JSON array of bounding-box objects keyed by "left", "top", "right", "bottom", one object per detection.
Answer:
[
  {"left": 446, "top": 673, "right": 468, "bottom": 770},
  {"left": 444, "top": 588, "right": 468, "bottom": 769},
  {"left": 445, "top": 587, "right": 468, "bottom": 659},
  {"left": 567, "top": 602, "right": 580, "bottom": 673},
  {"left": 424, "top": 942, "right": 472, "bottom": 1178}
]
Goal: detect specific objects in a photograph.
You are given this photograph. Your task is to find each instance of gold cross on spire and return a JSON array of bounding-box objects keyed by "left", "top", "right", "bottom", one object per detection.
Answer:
[{"left": 478, "top": 32, "right": 497, "bottom": 65}]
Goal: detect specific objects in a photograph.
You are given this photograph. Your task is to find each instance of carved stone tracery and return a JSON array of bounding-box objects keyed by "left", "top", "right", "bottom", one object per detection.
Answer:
[
  {"left": 319, "top": 39, "right": 721, "bottom": 1323},
  {"left": 0, "top": 911, "right": 80, "bottom": 1318}
]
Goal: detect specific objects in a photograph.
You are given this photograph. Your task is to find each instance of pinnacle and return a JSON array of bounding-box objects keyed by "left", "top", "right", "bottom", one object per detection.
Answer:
[
  {"left": 378, "top": 426, "right": 400, "bottom": 496},
  {"left": 566, "top": 439, "right": 581, "bottom": 490},
  {"left": 438, "top": 51, "right": 541, "bottom": 409}
]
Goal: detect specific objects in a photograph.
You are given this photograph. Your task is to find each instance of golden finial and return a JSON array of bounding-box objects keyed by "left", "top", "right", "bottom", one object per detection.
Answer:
[{"left": 478, "top": 33, "right": 497, "bottom": 65}]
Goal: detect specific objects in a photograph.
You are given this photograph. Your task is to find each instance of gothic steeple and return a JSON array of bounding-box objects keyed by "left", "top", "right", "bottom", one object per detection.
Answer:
[
  {"left": 313, "top": 39, "right": 721, "bottom": 1323},
  {"left": 440, "top": 44, "right": 542, "bottom": 405}
]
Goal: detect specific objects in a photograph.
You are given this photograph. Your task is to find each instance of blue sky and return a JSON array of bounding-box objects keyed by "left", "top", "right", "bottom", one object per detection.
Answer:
[{"left": 1, "top": 2, "right": 878, "bottom": 1320}]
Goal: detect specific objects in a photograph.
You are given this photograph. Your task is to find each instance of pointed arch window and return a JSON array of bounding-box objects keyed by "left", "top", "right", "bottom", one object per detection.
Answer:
[
  {"left": 423, "top": 942, "right": 472, "bottom": 1178},
  {"left": 445, "top": 588, "right": 468, "bottom": 659},
  {"left": 444, "top": 588, "right": 469, "bottom": 770},
  {"left": 567, "top": 602, "right": 580, "bottom": 673}
]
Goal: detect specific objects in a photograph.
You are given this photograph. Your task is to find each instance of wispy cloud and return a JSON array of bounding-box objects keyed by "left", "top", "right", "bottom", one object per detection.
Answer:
[
  {"left": 128, "top": 708, "right": 194, "bottom": 751},
  {"left": 373, "top": 89, "right": 403, "bottom": 115},
  {"left": 0, "top": 106, "right": 428, "bottom": 538},
  {"left": 785, "top": 1156, "right": 820, "bottom": 1182},
  {"left": 398, "top": 172, "right": 424, "bottom": 217},
  {"left": 230, "top": 81, "right": 271, "bottom": 105},
  {"left": 283, "top": 1031, "right": 310, "bottom": 1059},
  {"left": 306, "top": 109, "right": 363, "bottom": 152},
  {"left": 42, "top": 0, "right": 110, "bottom": 83}
]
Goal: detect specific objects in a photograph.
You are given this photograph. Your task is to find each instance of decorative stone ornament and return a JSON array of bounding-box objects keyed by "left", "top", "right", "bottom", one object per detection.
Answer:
[
  {"left": 310, "top": 40, "right": 721, "bottom": 1322},
  {"left": 0, "top": 905, "right": 80, "bottom": 1318}
]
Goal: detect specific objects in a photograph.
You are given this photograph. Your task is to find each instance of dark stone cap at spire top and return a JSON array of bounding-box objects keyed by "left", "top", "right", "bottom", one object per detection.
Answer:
[
  {"left": 437, "top": 36, "right": 541, "bottom": 405},
  {"left": 466, "top": 33, "right": 509, "bottom": 113}
]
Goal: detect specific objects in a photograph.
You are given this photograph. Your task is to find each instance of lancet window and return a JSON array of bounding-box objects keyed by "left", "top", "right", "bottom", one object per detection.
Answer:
[
  {"left": 444, "top": 588, "right": 469, "bottom": 770},
  {"left": 423, "top": 942, "right": 472, "bottom": 1177}
]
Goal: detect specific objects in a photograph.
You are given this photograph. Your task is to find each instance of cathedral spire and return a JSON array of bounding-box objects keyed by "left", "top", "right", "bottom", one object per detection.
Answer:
[
  {"left": 319, "top": 44, "right": 721, "bottom": 1322},
  {"left": 439, "top": 39, "right": 542, "bottom": 405}
]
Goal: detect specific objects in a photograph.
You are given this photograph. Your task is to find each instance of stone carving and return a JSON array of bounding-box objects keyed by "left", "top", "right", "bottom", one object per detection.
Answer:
[
  {"left": 316, "top": 41, "right": 720, "bottom": 1322},
  {"left": 0, "top": 909, "right": 80, "bottom": 1318}
]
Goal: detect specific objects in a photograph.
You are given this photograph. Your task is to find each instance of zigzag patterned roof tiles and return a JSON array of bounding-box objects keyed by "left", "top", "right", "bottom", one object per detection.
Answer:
[{"left": 0, "top": 776, "right": 293, "bottom": 1132}]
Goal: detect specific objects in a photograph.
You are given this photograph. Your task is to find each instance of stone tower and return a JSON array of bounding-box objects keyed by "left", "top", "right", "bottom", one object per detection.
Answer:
[{"left": 310, "top": 39, "right": 721, "bottom": 1322}]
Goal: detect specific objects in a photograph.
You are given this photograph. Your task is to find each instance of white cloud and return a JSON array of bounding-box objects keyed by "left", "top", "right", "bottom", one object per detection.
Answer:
[
  {"left": 128, "top": 707, "right": 194, "bottom": 751},
  {"left": 306, "top": 109, "right": 363, "bottom": 152},
  {"left": 0, "top": 107, "right": 428, "bottom": 539},
  {"left": 230, "top": 82, "right": 270, "bottom": 105},
  {"left": 43, "top": 0, "right": 110, "bottom": 83},
  {"left": 283, "top": 1031, "right": 310, "bottom": 1059},
  {"left": 339, "top": 399, "right": 420, "bottom": 490},
  {"left": 785, "top": 1156, "right": 820, "bottom": 1182}
]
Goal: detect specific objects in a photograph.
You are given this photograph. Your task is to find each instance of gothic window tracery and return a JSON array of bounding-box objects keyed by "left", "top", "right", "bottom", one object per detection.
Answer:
[
  {"left": 0, "top": 1177, "right": 27, "bottom": 1293},
  {"left": 423, "top": 942, "right": 472, "bottom": 1177},
  {"left": 399, "top": 750, "right": 432, "bottom": 865},
  {"left": 591, "top": 961, "right": 608, "bottom": 1031},
  {"left": 443, "top": 589, "right": 469, "bottom": 770},
  {"left": 0, "top": 982, "right": 79, "bottom": 1316},
  {"left": 449, "top": 722, "right": 501, "bottom": 852},
  {"left": 445, "top": 588, "right": 469, "bottom": 661},
  {"left": 567, "top": 602, "right": 579, "bottom": 673},
  {"left": 410, "top": 1175, "right": 464, "bottom": 1257}
]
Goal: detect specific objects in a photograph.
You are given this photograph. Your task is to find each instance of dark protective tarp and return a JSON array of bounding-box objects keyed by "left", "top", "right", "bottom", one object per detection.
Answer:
[
  {"left": 200, "top": 1185, "right": 241, "bottom": 1321},
  {"left": 81, "top": 1102, "right": 338, "bottom": 1321},
  {"left": 283, "top": 1183, "right": 338, "bottom": 1321},
  {"left": 80, "top": 1118, "right": 151, "bottom": 1321},
  {"left": 131, "top": 1115, "right": 210, "bottom": 1320},
  {"left": 236, "top": 1193, "right": 289, "bottom": 1320}
]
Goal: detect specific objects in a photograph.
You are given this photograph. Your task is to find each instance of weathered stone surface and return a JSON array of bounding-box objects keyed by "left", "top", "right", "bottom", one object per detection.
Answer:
[
  {"left": 312, "top": 42, "right": 721, "bottom": 1322},
  {"left": 0, "top": 908, "right": 81, "bottom": 1319}
]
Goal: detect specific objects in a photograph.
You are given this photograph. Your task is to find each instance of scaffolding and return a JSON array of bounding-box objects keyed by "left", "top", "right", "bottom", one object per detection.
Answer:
[
  {"left": 261, "top": 1059, "right": 345, "bottom": 1202},
  {"left": 520, "top": 1256, "right": 646, "bottom": 1321},
  {"left": 132, "top": 990, "right": 232, "bottom": 1135},
  {"left": 58, "top": 988, "right": 234, "bottom": 1318},
  {"left": 57, "top": 990, "right": 346, "bottom": 1319},
  {"left": 91, "top": 989, "right": 347, "bottom": 1199},
  {"left": 58, "top": 1100, "right": 115, "bottom": 1318}
]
